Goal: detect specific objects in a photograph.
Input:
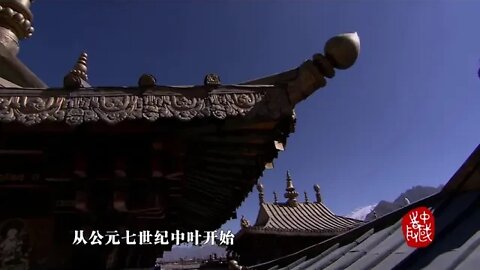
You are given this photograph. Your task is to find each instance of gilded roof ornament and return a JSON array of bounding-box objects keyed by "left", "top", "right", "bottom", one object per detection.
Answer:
[
  {"left": 72, "top": 52, "right": 88, "bottom": 81},
  {"left": 0, "top": 0, "right": 35, "bottom": 55},
  {"left": 324, "top": 32, "right": 360, "bottom": 70},
  {"left": 204, "top": 73, "right": 221, "bottom": 86},
  {"left": 256, "top": 183, "right": 264, "bottom": 204},
  {"left": 314, "top": 184, "right": 322, "bottom": 203},
  {"left": 64, "top": 52, "right": 91, "bottom": 89},
  {"left": 284, "top": 171, "right": 299, "bottom": 207},
  {"left": 240, "top": 215, "right": 250, "bottom": 229},
  {"left": 287, "top": 32, "right": 360, "bottom": 105},
  {"left": 138, "top": 74, "right": 156, "bottom": 88},
  {"left": 228, "top": 260, "right": 246, "bottom": 270}
]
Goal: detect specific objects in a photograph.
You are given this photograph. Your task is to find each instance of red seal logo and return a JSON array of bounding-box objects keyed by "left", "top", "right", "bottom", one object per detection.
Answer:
[{"left": 402, "top": 206, "right": 435, "bottom": 248}]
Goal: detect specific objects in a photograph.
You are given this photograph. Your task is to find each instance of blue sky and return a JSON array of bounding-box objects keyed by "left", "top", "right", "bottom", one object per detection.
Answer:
[{"left": 21, "top": 1, "right": 480, "bottom": 233}]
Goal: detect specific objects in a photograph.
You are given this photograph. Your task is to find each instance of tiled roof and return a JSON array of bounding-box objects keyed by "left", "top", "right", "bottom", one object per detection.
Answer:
[
  {"left": 242, "top": 144, "right": 480, "bottom": 270},
  {"left": 245, "top": 202, "right": 361, "bottom": 235}
]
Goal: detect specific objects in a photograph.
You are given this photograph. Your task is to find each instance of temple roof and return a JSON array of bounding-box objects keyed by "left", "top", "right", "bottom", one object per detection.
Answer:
[
  {"left": 0, "top": 0, "right": 363, "bottom": 243},
  {"left": 237, "top": 172, "right": 362, "bottom": 237},
  {"left": 234, "top": 145, "right": 480, "bottom": 270},
  {"left": 247, "top": 202, "right": 361, "bottom": 235}
]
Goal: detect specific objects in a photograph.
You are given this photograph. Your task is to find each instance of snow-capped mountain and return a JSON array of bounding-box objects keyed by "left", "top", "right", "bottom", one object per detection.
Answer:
[
  {"left": 364, "top": 185, "right": 442, "bottom": 221},
  {"left": 347, "top": 185, "right": 442, "bottom": 221},
  {"left": 346, "top": 204, "right": 377, "bottom": 220}
]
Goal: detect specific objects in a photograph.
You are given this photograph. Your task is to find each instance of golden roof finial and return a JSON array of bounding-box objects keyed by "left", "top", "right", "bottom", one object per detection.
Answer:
[
  {"left": 256, "top": 183, "right": 264, "bottom": 204},
  {"left": 71, "top": 52, "right": 88, "bottom": 81},
  {"left": 240, "top": 215, "right": 250, "bottom": 229},
  {"left": 284, "top": 170, "right": 298, "bottom": 207},
  {"left": 138, "top": 74, "right": 157, "bottom": 88},
  {"left": 64, "top": 52, "right": 91, "bottom": 89},
  {"left": 204, "top": 73, "right": 221, "bottom": 86},
  {"left": 314, "top": 184, "right": 322, "bottom": 203},
  {"left": 324, "top": 32, "right": 360, "bottom": 70},
  {"left": 0, "top": 0, "right": 35, "bottom": 55}
]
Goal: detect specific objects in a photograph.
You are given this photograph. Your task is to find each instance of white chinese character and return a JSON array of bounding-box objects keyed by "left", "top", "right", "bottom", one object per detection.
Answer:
[
  {"left": 203, "top": 231, "right": 217, "bottom": 245},
  {"left": 406, "top": 225, "right": 419, "bottom": 242},
  {"left": 170, "top": 230, "right": 185, "bottom": 246},
  {"left": 409, "top": 211, "right": 421, "bottom": 230},
  {"left": 72, "top": 230, "right": 88, "bottom": 245},
  {"left": 218, "top": 230, "right": 234, "bottom": 246},
  {"left": 122, "top": 230, "right": 137, "bottom": 245},
  {"left": 105, "top": 230, "right": 121, "bottom": 245},
  {"left": 420, "top": 211, "right": 430, "bottom": 223},
  {"left": 418, "top": 223, "right": 433, "bottom": 243},
  {"left": 89, "top": 230, "right": 104, "bottom": 245},
  {"left": 139, "top": 230, "right": 153, "bottom": 245},
  {"left": 406, "top": 210, "right": 430, "bottom": 244},
  {"left": 186, "top": 230, "right": 201, "bottom": 246},
  {"left": 154, "top": 231, "right": 169, "bottom": 245}
]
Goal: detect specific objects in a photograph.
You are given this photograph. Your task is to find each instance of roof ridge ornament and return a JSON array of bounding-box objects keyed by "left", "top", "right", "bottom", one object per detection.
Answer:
[
  {"left": 314, "top": 184, "right": 322, "bottom": 203},
  {"left": 256, "top": 183, "right": 264, "bottom": 204},
  {"left": 72, "top": 52, "right": 88, "bottom": 81},
  {"left": 273, "top": 191, "right": 278, "bottom": 204},
  {"left": 240, "top": 215, "right": 250, "bottom": 229},
  {"left": 138, "top": 74, "right": 157, "bottom": 88},
  {"left": 228, "top": 260, "right": 246, "bottom": 270},
  {"left": 204, "top": 73, "right": 221, "bottom": 86},
  {"left": 304, "top": 191, "right": 309, "bottom": 203},
  {"left": 287, "top": 32, "right": 360, "bottom": 105},
  {"left": 64, "top": 52, "right": 91, "bottom": 89},
  {"left": 284, "top": 170, "right": 299, "bottom": 207}
]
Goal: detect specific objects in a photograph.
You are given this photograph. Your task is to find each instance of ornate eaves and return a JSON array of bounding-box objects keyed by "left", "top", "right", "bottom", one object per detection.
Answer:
[{"left": 0, "top": 86, "right": 292, "bottom": 126}]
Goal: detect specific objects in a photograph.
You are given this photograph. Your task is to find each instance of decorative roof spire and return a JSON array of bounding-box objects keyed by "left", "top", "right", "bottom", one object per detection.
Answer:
[
  {"left": 273, "top": 192, "right": 278, "bottom": 204},
  {"left": 64, "top": 52, "right": 91, "bottom": 89},
  {"left": 256, "top": 183, "right": 264, "bottom": 204},
  {"left": 314, "top": 184, "right": 322, "bottom": 203},
  {"left": 0, "top": 0, "right": 35, "bottom": 55},
  {"left": 304, "top": 191, "right": 309, "bottom": 203},
  {"left": 204, "top": 73, "right": 221, "bottom": 86},
  {"left": 284, "top": 171, "right": 299, "bottom": 207},
  {"left": 72, "top": 52, "right": 88, "bottom": 81}
]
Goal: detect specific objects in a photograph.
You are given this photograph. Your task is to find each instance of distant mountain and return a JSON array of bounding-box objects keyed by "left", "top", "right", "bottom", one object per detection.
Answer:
[
  {"left": 162, "top": 245, "right": 226, "bottom": 261},
  {"left": 346, "top": 204, "right": 376, "bottom": 220},
  {"left": 363, "top": 185, "right": 442, "bottom": 221}
]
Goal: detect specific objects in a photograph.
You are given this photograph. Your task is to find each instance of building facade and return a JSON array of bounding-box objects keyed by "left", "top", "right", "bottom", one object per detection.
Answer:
[
  {"left": 230, "top": 171, "right": 363, "bottom": 265},
  {"left": 0, "top": 1, "right": 360, "bottom": 269}
]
